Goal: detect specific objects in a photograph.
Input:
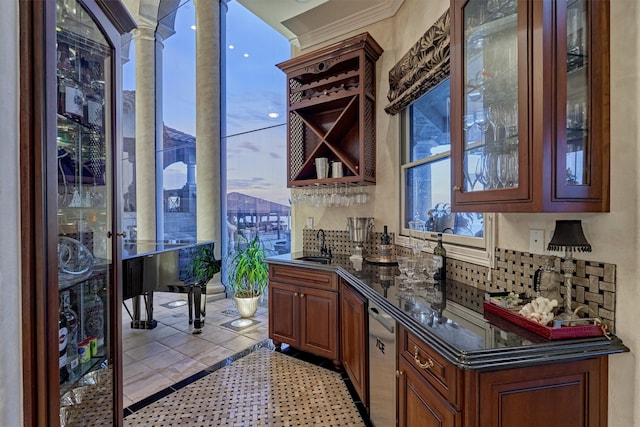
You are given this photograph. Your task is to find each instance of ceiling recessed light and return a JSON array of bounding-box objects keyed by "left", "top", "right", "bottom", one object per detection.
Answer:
[
  {"left": 228, "top": 44, "right": 235, "bottom": 49},
  {"left": 243, "top": 53, "right": 249, "bottom": 58},
  {"left": 190, "top": 25, "right": 196, "bottom": 30},
  {"left": 268, "top": 112, "right": 279, "bottom": 119}
]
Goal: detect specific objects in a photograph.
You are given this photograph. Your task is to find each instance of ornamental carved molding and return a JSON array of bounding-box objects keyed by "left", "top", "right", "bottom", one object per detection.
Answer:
[{"left": 385, "top": 9, "right": 450, "bottom": 115}]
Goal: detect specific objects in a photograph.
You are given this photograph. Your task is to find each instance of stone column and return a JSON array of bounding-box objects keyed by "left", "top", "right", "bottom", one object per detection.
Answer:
[
  {"left": 194, "top": 0, "right": 227, "bottom": 299},
  {"left": 133, "top": 21, "right": 157, "bottom": 242},
  {"left": 194, "top": 0, "right": 222, "bottom": 255}
]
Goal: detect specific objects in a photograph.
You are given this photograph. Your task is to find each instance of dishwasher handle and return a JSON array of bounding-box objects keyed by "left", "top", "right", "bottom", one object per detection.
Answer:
[{"left": 369, "top": 306, "right": 395, "bottom": 334}]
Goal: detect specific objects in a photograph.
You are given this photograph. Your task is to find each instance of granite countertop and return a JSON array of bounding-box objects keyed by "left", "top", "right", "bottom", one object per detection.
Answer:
[{"left": 267, "top": 252, "right": 629, "bottom": 370}]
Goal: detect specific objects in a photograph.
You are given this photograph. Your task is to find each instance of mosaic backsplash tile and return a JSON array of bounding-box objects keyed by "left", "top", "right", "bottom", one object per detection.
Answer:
[
  {"left": 302, "top": 229, "right": 392, "bottom": 257},
  {"left": 301, "top": 231, "right": 617, "bottom": 331},
  {"left": 447, "top": 250, "right": 617, "bottom": 331}
]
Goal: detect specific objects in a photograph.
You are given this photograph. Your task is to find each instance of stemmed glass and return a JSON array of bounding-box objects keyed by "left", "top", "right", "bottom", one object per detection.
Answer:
[
  {"left": 396, "top": 256, "right": 408, "bottom": 277},
  {"left": 408, "top": 215, "right": 425, "bottom": 256},
  {"left": 463, "top": 114, "right": 476, "bottom": 190},
  {"left": 423, "top": 256, "right": 442, "bottom": 285},
  {"left": 404, "top": 257, "right": 417, "bottom": 291}
]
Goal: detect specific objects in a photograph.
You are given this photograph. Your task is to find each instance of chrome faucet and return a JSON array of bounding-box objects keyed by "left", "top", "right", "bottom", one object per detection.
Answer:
[{"left": 316, "top": 229, "right": 331, "bottom": 257}]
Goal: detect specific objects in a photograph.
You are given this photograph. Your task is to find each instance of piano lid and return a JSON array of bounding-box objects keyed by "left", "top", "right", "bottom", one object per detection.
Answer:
[{"left": 123, "top": 240, "right": 216, "bottom": 259}]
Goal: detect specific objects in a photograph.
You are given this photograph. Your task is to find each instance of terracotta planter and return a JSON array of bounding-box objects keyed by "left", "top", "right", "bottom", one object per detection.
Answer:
[{"left": 234, "top": 295, "right": 260, "bottom": 318}]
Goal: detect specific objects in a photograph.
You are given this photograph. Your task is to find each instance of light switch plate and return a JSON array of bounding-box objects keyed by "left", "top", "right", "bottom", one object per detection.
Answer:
[{"left": 529, "top": 229, "right": 545, "bottom": 254}]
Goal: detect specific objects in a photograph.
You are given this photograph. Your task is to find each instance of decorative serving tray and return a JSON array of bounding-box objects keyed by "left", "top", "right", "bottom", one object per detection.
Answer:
[
  {"left": 482, "top": 299, "right": 606, "bottom": 340},
  {"left": 364, "top": 256, "right": 398, "bottom": 265}
]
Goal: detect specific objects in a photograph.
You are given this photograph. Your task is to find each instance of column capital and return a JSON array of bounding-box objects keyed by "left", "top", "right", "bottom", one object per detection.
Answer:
[{"left": 133, "top": 17, "right": 156, "bottom": 41}]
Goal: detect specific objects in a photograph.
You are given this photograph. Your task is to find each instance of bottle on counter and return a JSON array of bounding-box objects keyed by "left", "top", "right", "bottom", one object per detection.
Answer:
[
  {"left": 84, "top": 280, "right": 105, "bottom": 348},
  {"left": 59, "top": 303, "right": 69, "bottom": 384},
  {"left": 381, "top": 225, "right": 391, "bottom": 245},
  {"left": 433, "top": 233, "right": 446, "bottom": 283},
  {"left": 61, "top": 290, "right": 79, "bottom": 380},
  {"left": 378, "top": 225, "right": 394, "bottom": 262}
]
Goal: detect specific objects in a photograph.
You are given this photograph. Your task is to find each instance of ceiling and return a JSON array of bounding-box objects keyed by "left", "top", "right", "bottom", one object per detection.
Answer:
[{"left": 235, "top": 0, "right": 404, "bottom": 49}]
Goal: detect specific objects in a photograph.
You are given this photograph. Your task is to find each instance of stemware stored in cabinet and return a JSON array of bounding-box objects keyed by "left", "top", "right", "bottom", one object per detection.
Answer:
[{"left": 451, "top": 0, "right": 610, "bottom": 212}]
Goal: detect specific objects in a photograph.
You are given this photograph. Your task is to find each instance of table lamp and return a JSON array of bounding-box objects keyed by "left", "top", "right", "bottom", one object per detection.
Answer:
[{"left": 547, "top": 220, "right": 592, "bottom": 319}]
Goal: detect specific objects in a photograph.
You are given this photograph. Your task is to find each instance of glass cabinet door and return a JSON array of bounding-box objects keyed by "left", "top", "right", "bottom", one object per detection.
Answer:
[
  {"left": 554, "top": 0, "right": 605, "bottom": 203},
  {"left": 56, "top": 0, "right": 114, "bottom": 424},
  {"left": 460, "top": 0, "right": 522, "bottom": 194},
  {"left": 452, "top": 0, "right": 609, "bottom": 212},
  {"left": 563, "top": 0, "right": 588, "bottom": 186}
]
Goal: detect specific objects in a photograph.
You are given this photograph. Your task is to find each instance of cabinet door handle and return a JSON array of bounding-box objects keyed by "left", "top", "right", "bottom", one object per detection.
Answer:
[
  {"left": 294, "top": 292, "right": 298, "bottom": 297},
  {"left": 452, "top": 185, "right": 461, "bottom": 192},
  {"left": 413, "top": 346, "right": 434, "bottom": 370},
  {"left": 395, "top": 370, "right": 404, "bottom": 377},
  {"left": 300, "top": 293, "right": 305, "bottom": 298}
]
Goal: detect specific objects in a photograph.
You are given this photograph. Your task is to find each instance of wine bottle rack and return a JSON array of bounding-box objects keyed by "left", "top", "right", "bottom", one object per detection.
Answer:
[{"left": 278, "top": 33, "right": 383, "bottom": 187}]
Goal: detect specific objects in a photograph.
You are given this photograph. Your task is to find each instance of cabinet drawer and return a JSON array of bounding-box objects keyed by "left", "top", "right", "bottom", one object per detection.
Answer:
[
  {"left": 399, "top": 326, "right": 461, "bottom": 408},
  {"left": 269, "top": 264, "right": 337, "bottom": 291}
]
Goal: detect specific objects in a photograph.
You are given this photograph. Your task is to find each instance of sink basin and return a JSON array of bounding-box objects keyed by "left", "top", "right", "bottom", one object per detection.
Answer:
[{"left": 295, "top": 255, "right": 332, "bottom": 264}]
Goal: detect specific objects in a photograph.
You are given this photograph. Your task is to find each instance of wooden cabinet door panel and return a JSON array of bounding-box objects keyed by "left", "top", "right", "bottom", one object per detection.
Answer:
[
  {"left": 269, "top": 264, "right": 338, "bottom": 291},
  {"left": 398, "top": 358, "right": 461, "bottom": 427},
  {"left": 300, "top": 286, "right": 338, "bottom": 359},
  {"left": 268, "top": 282, "right": 299, "bottom": 346},
  {"left": 478, "top": 358, "right": 606, "bottom": 427},
  {"left": 340, "top": 282, "right": 368, "bottom": 406}
]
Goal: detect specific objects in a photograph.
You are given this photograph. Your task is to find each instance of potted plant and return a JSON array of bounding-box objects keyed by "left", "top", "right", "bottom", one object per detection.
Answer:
[
  {"left": 183, "top": 244, "right": 222, "bottom": 285},
  {"left": 226, "top": 234, "right": 269, "bottom": 318}
]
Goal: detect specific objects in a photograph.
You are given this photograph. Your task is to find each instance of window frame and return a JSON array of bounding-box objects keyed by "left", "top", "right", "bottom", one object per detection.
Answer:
[{"left": 398, "top": 98, "right": 495, "bottom": 268}]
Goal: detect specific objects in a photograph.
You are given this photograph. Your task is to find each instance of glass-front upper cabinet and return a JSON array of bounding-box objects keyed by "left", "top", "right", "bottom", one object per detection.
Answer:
[
  {"left": 54, "top": 0, "right": 134, "bottom": 425},
  {"left": 451, "top": 0, "right": 610, "bottom": 212}
]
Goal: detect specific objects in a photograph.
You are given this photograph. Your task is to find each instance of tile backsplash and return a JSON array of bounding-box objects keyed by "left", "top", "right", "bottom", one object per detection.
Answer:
[
  {"left": 301, "top": 230, "right": 617, "bottom": 331},
  {"left": 446, "top": 249, "right": 617, "bottom": 332}
]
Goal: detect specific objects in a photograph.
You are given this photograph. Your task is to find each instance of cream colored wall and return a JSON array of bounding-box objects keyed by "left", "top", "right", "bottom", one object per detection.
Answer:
[
  {"left": 290, "top": 0, "right": 449, "bottom": 252},
  {"left": 292, "top": 0, "right": 639, "bottom": 425},
  {"left": 0, "top": 0, "right": 24, "bottom": 425}
]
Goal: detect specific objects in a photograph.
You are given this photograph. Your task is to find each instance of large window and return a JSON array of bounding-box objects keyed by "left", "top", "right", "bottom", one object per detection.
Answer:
[
  {"left": 401, "top": 77, "right": 488, "bottom": 251},
  {"left": 224, "top": 1, "right": 290, "bottom": 257}
]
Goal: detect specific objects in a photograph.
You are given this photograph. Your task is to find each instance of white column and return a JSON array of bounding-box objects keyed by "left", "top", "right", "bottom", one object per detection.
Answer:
[
  {"left": 194, "top": 0, "right": 222, "bottom": 258},
  {"left": 133, "top": 21, "right": 157, "bottom": 242}
]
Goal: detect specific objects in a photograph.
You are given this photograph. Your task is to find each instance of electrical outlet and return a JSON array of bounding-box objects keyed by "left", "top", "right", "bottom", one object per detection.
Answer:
[{"left": 529, "top": 229, "right": 545, "bottom": 254}]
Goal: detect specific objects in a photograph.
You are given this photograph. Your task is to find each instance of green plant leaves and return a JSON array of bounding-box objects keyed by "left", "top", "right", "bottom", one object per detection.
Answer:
[{"left": 227, "top": 234, "right": 269, "bottom": 298}]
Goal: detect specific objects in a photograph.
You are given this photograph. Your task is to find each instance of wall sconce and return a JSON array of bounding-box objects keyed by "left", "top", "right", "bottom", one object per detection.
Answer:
[{"left": 547, "top": 220, "right": 592, "bottom": 319}]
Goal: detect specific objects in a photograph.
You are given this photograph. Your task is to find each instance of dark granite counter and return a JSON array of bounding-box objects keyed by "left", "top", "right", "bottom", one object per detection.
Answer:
[{"left": 266, "top": 252, "right": 629, "bottom": 370}]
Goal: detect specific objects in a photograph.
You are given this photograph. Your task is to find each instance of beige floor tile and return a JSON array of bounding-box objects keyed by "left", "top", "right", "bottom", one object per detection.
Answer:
[
  {"left": 198, "top": 327, "right": 241, "bottom": 344},
  {"left": 139, "top": 348, "right": 191, "bottom": 371},
  {"left": 219, "top": 334, "right": 262, "bottom": 353},
  {"left": 123, "top": 295, "right": 271, "bottom": 407},
  {"left": 172, "top": 336, "right": 224, "bottom": 359},
  {"left": 161, "top": 357, "right": 208, "bottom": 383},
  {"left": 124, "top": 372, "right": 174, "bottom": 403},
  {"left": 192, "top": 345, "right": 238, "bottom": 367},
  {"left": 125, "top": 340, "right": 171, "bottom": 361},
  {"left": 156, "top": 330, "right": 201, "bottom": 349}
]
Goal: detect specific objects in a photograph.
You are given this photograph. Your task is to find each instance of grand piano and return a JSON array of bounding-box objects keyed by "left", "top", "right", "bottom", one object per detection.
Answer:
[{"left": 122, "top": 240, "right": 217, "bottom": 332}]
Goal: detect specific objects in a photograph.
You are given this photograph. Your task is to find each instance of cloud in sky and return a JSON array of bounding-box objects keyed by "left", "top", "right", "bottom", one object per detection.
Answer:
[{"left": 123, "top": 0, "right": 291, "bottom": 206}]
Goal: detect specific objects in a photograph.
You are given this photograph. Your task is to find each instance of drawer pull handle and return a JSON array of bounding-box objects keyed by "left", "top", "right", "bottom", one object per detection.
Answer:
[{"left": 413, "top": 346, "right": 434, "bottom": 370}]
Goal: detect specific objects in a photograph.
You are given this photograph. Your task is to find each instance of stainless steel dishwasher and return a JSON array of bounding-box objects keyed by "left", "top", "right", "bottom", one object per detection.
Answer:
[{"left": 368, "top": 301, "right": 397, "bottom": 427}]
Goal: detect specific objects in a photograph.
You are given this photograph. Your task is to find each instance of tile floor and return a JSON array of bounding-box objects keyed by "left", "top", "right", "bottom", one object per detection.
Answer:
[
  {"left": 122, "top": 292, "right": 371, "bottom": 426},
  {"left": 122, "top": 293, "right": 269, "bottom": 408},
  {"left": 123, "top": 347, "right": 367, "bottom": 426}
]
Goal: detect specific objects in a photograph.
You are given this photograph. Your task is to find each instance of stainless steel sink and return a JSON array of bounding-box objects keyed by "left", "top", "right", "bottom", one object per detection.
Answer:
[{"left": 295, "top": 255, "right": 332, "bottom": 264}]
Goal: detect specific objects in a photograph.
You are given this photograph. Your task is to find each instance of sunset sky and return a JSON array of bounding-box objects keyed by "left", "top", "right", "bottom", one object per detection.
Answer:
[{"left": 123, "top": 0, "right": 291, "bottom": 206}]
